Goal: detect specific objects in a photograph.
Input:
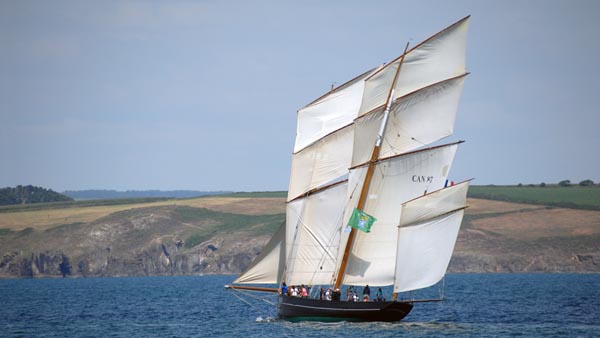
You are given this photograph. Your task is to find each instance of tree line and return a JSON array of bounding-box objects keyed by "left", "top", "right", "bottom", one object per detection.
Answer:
[
  {"left": 518, "top": 179, "right": 596, "bottom": 187},
  {"left": 0, "top": 185, "right": 73, "bottom": 206}
]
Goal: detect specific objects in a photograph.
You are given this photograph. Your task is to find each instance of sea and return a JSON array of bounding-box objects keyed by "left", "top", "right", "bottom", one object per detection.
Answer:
[{"left": 0, "top": 274, "right": 598, "bottom": 337}]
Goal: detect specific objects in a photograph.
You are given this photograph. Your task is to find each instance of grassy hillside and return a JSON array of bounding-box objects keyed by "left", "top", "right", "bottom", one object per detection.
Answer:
[
  {"left": 0, "top": 187, "right": 598, "bottom": 277},
  {"left": 173, "top": 206, "right": 283, "bottom": 248},
  {"left": 0, "top": 195, "right": 285, "bottom": 231}
]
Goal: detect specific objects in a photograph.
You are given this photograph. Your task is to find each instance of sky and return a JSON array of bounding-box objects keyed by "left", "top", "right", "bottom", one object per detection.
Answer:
[{"left": 1, "top": 0, "right": 599, "bottom": 192}]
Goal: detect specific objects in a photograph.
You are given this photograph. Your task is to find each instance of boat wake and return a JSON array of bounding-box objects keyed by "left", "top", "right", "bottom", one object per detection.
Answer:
[{"left": 255, "top": 316, "right": 277, "bottom": 323}]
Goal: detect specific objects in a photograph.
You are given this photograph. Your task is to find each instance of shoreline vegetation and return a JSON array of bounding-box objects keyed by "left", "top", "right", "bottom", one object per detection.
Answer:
[
  {"left": 468, "top": 184, "right": 600, "bottom": 211},
  {"left": 0, "top": 183, "right": 598, "bottom": 278}
]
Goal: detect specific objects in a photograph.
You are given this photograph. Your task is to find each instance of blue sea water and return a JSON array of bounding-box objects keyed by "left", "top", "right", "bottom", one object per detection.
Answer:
[{"left": 0, "top": 274, "right": 598, "bottom": 337}]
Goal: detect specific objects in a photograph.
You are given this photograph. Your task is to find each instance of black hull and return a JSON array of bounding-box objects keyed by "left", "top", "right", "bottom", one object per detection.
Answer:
[{"left": 278, "top": 295, "right": 413, "bottom": 322}]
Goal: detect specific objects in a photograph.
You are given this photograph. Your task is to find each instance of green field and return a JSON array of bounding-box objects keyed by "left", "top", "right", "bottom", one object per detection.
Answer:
[
  {"left": 0, "top": 197, "right": 171, "bottom": 213},
  {"left": 468, "top": 185, "right": 600, "bottom": 210},
  {"left": 220, "top": 191, "right": 287, "bottom": 198}
]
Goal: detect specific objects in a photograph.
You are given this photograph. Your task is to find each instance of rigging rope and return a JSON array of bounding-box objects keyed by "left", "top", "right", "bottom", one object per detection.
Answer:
[{"left": 226, "top": 287, "right": 277, "bottom": 318}]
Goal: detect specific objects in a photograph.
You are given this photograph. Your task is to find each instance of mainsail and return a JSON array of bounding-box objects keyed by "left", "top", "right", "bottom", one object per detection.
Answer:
[
  {"left": 340, "top": 142, "right": 462, "bottom": 285},
  {"left": 234, "top": 16, "right": 471, "bottom": 300}
]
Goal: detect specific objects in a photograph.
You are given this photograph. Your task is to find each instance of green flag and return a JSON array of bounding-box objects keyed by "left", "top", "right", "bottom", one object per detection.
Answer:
[{"left": 348, "top": 208, "right": 376, "bottom": 233}]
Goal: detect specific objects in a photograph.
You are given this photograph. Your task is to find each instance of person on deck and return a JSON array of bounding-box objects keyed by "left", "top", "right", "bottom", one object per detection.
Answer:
[
  {"left": 333, "top": 288, "right": 341, "bottom": 301},
  {"left": 325, "top": 288, "right": 332, "bottom": 301},
  {"left": 281, "top": 282, "right": 288, "bottom": 295},
  {"left": 376, "top": 287, "right": 384, "bottom": 302},
  {"left": 363, "top": 284, "right": 371, "bottom": 299},
  {"left": 319, "top": 287, "right": 325, "bottom": 300},
  {"left": 301, "top": 285, "right": 308, "bottom": 298}
]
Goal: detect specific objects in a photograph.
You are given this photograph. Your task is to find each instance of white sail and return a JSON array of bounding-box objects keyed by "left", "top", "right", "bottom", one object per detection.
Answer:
[
  {"left": 400, "top": 180, "right": 470, "bottom": 227},
  {"left": 340, "top": 142, "right": 460, "bottom": 286},
  {"left": 285, "top": 181, "right": 348, "bottom": 286},
  {"left": 294, "top": 67, "right": 380, "bottom": 153},
  {"left": 393, "top": 181, "right": 469, "bottom": 292},
  {"left": 358, "top": 16, "right": 469, "bottom": 116},
  {"left": 233, "top": 221, "right": 285, "bottom": 284},
  {"left": 393, "top": 210, "right": 465, "bottom": 293},
  {"left": 287, "top": 126, "right": 354, "bottom": 201},
  {"left": 352, "top": 75, "right": 466, "bottom": 166}
]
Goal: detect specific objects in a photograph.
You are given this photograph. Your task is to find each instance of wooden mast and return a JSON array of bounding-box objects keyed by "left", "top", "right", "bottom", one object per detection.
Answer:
[{"left": 334, "top": 42, "right": 410, "bottom": 290}]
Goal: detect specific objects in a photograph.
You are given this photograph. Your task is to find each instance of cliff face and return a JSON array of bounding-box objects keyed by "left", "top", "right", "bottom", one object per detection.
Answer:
[
  {"left": 0, "top": 198, "right": 599, "bottom": 278},
  {"left": 0, "top": 246, "right": 262, "bottom": 278},
  {"left": 0, "top": 206, "right": 270, "bottom": 278}
]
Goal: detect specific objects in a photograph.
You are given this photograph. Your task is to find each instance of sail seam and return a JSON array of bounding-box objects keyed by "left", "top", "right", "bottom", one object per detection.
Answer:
[
  {"left": 399, "top": 206, "right": 468, "bottom": 229},
  {"left": 349, "top": 140, "right": 464, "bottom": 170}
]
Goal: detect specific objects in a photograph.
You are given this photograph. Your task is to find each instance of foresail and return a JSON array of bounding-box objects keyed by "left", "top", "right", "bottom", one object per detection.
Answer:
[
  {"left": 339, "top": 142, "right": 461, "bottom": 286},
  {"left": 358, "top": 16, "right": 469, "bottom": 116},
  {"left": 233, "top": 221, "right": 285, "bottom": 284},
  {"left": 285, "top": 181, "right": 348, "bottom": 286}
]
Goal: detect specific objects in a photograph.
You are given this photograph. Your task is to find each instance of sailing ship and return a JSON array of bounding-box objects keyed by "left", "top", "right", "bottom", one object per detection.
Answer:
[{"left": 226, "top": 16, "right": 471, "bottom": 322}]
